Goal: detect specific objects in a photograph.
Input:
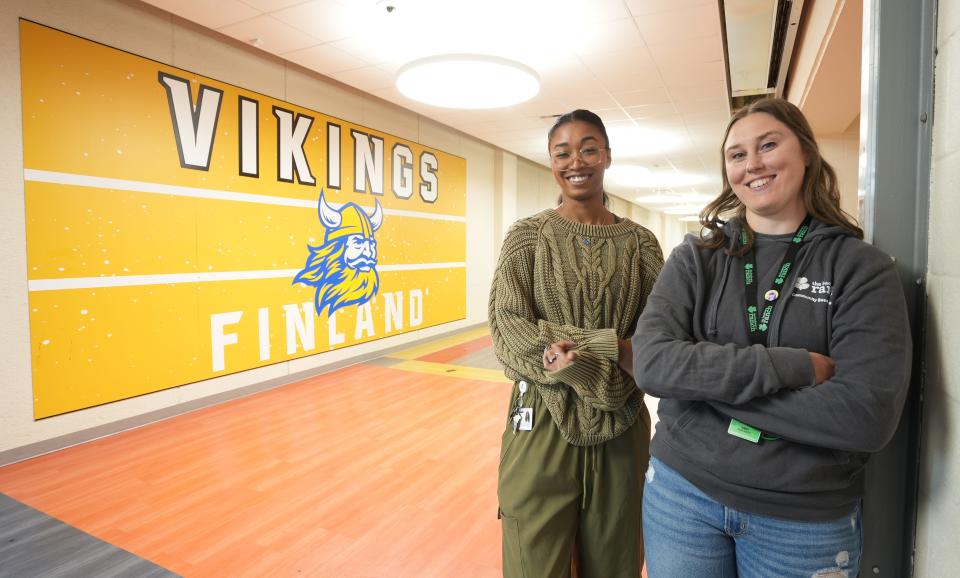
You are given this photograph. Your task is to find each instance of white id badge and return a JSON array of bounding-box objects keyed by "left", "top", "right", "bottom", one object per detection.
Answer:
[{"left": 518, "top": 408, "right": 533, "bottom": 431}]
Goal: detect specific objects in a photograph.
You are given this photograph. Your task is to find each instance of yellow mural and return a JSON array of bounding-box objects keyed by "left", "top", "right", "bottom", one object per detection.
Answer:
[{"left": 20, "top": 20, "right": 467, "bottom": 418}]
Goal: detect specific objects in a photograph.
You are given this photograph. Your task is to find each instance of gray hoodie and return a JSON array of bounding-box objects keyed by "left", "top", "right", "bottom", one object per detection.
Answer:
[{"left": 632, "top": 217, "right": 911, "bottom": 521}]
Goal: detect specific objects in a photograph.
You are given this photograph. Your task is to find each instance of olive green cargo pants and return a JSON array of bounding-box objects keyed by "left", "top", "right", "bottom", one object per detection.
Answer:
[{"left": 498, "top": 381, "right": 650, "bottom": 578}]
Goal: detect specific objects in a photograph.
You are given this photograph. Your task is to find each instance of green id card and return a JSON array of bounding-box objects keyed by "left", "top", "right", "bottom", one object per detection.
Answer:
[{"left": 728, "top": 418, "right": 761, "bottom": 443}]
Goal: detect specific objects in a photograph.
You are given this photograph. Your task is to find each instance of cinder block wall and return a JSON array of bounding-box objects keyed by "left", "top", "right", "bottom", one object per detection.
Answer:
[{"left": 913, "top": 2, "right": 960, "bottom": 575}]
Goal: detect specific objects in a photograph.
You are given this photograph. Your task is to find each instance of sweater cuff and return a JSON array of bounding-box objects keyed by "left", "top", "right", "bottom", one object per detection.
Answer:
[
  {"left": 579, "top": 328, "right": 620, "bottom": 361},
  {"left": 550, "top": 350, "right": 606, "bottom": 390},
  {"left": 769, "top": 347, "right": 816, "bottom": 389}
]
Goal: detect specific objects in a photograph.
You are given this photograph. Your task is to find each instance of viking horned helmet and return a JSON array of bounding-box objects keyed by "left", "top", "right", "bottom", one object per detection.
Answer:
[{"left": 317, "top": 191, "right": 383, "bottom": 241}]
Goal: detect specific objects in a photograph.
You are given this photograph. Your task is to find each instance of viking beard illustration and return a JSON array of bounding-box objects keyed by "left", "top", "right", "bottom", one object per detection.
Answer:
[{"left": 294, "top": 192, "right": 384, "bottom": 316}]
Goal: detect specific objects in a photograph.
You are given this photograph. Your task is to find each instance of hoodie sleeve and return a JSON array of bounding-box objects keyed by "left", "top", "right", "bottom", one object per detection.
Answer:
[
  {"left": 489, "top": 223, "right": 630, "bottom": 409},
  {"left": 632, "top": 240, "right": 815, "bottom": 405},
  {"left": 710, "top": 244, "right": 912, "bottom": 453}
]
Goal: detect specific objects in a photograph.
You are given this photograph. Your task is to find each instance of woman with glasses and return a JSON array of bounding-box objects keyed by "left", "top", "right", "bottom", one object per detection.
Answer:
[
  {"left": 490, "top": 109, "right": 663, "bottom": 577},
  {"left": 632, "top": 98, "right": 911, "bottom": 577}
]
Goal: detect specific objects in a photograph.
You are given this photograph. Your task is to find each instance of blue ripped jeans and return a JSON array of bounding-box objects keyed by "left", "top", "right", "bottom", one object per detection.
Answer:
[{"left": 642, "top": 457, "right": 862, "bottom": 578}]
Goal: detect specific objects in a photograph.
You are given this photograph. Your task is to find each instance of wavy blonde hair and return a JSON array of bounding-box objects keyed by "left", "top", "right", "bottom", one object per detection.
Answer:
[{"left": 699, "top": 98, "right": 862, "bottom": 254}]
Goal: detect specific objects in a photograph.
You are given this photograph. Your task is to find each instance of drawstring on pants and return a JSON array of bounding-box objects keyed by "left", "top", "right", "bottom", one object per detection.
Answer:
[
  {"left": 581, "top": 448, "right": 588, "bottom": 510},
  {"left": 581, "top": 444, "right": 601, "bottom": 510}
]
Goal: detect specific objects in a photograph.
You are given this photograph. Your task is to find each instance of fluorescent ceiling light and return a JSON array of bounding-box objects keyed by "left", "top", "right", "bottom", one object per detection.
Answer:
[
  {"left": 678, "top": 216, "right": 702, "bottom": 222},
  {"left": 396, "top": 54, "right": 540, "bottom": 109}
]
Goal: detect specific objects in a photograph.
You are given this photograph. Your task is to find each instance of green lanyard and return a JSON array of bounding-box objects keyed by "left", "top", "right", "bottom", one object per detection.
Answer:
[{"left": 742, "top": 216, "right": 812, "bottom": 346}]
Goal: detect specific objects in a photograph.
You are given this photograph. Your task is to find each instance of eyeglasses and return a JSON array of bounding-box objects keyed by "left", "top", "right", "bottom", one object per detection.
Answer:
[{"left": 550, "top": 146, "right": 606, "bottom": 170}]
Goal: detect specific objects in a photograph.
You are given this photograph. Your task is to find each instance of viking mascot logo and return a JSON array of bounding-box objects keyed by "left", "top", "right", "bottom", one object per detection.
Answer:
[{"left": 294, "top": 192, "right": 384, "bottom": 316}]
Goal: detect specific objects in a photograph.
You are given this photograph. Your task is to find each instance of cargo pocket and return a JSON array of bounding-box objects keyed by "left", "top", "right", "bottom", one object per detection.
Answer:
[{"left": 500, "top": 514, "right": 527, "bottom": 578}]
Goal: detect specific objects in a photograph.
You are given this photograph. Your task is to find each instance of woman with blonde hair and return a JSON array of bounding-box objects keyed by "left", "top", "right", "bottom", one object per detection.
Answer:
[{"left": 632, "top": 98, "right": 911, "bottom": 577}]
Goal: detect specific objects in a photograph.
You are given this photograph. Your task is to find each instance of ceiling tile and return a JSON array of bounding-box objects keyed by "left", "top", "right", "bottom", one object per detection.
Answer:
[
  {"left": 635, "top": 5, "right": 720, "bottom": 46},
  {"left": 647, "top": 34, "right": 724, "bottom": 68},
  {"left": 685, "top": 110, "right": 735, "bottom": 128},
  {"left": 512, "top": 98, "right": 572, "bottom": 118},
  {"left": 561, "top": 95, "right": 621, "bottom": 112},
  {"left": 240, "top": 0, "right": 304, "bottom": 10},
  {"left": 605, "top": 119, "right": 691, "bottom": 154},
  {"left": 669, "top": 82, "right": 729, "bottom": 102},
  {"left": 537, "top": 59, "right": 595, "bottom": 87},
  {"left": 270, "top": 0, "right": 364, "bottom": 44},
  {"left": 598, "top": 71, "right": 666, "bottom": 93},
  {"left": 549, "top": 0, "right": 633, "bottom": 23},
  {"left": 331, "top": 65, "right": 396, "bottom": 92},
  {"left": 330, "top": 37, "right": 411, "bottom": 68},
  {"left": 662, "top": 64, "right": 726, "bottom": 88},
  {"left": 612, "top": 87, "right": 674, "bottom": 107},
  {"left": 674, "top": 97, "right": 730, "bottom": 116},
  {"left": 142, "top": 0, "right": 261, "bottom": 28},
  {"left": 217, "top": 14, "right": 320, "bottom": 53},
  {"left": 580, "top": 47, "right": 657, "bottom": 78},
  {"left": 285, "top": 42, "right": 370, "bottom": 74},
  {"left": 594, "top": 109, "right": 631, "bottom": 123},
  {"left": 621, "top": 113, "right": 686, "bottom": 133},
  {"left": 623, "top": 102, "right": 680, "bottom": 120},
  {"left": 572, "top": 18, "right": 646, "bottom": 55},
  {"left": 626, "top": 0, "right": 714, "bottom": 17},
  {"left": 429, "top": 110, "right": 532, "bottom": 131}
]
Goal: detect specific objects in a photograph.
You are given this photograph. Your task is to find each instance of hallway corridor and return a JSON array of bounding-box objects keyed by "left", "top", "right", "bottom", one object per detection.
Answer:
[{"left": 0, "top": 328, "right": 508, "bottom": 577}]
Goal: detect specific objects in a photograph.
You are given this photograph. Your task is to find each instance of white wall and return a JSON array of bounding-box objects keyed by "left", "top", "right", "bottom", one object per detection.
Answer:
[
  {"left": 609, "top": 195, "right": 692, "bottom": 250},
  {"left": 818, "top": 117, "right": 861, "bottom": 223},
  {"left": 785, "top": 0, "right": 861, "bottom": 228},
  {"left": 913, "top": 2, "right": 960, "bottom": 575},
  {"left": 494, "top": 151, "right": 519, "bottom": 252},
  {"left": 515, "top": 157, "right": 557, "bottom": 217},
  {"left": 0, "top": 0, "right": 501, "bottom": 460}
]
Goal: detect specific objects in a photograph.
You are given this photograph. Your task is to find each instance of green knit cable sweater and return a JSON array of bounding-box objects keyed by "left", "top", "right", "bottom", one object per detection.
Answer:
[{"left": 489, "top": 209, "right": 664, "bottom": 446}]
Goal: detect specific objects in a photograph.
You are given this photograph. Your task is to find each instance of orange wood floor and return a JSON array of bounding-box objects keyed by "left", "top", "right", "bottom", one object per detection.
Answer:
[{"left": 0, "top": 333, "right": 508, "bottom": 577}]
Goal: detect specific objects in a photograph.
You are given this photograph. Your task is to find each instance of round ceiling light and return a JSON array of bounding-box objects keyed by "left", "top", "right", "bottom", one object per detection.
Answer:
[{"left": 396, "top": 54, "right": 540, "bottom": 109}]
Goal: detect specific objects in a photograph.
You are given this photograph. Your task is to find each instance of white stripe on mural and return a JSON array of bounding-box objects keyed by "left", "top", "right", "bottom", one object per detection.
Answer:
[
  {"left": 27, "top": 262, "right": 467, "bottom": 292},
  {"left": 27, "top": 263, "right": 467, "bottom": 291},
  {"left": 23, "top": 169, "right": 467, "bottom": 222}
]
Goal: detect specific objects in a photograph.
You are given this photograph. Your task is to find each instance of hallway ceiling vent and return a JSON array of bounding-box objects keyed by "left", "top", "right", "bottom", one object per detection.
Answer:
[{"left": 723, "top": 0, "right": 805, "bottom": 110}]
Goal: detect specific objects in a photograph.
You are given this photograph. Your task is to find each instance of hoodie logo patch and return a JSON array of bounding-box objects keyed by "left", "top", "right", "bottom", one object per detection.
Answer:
[{"left": 792, "top": 276, "right": 832, "bottom": 304}]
